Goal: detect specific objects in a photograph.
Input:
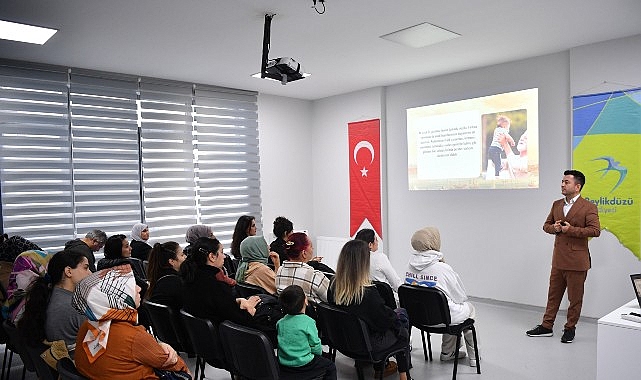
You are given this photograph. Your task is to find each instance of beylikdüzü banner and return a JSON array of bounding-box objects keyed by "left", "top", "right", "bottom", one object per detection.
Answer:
[{"left": 572, "top": 88, "right": 641, "bottom": 259}]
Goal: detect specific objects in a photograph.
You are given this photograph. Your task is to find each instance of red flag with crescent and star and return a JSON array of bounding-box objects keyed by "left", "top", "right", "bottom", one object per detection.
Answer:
[{"left": 348, "top": 119, "right": 382, "bottom": 238}]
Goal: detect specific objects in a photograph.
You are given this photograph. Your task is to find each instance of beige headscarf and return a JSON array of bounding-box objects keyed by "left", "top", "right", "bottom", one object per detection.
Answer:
[{"left": 411, "top": 227, "right": 441, "bottom": 252}]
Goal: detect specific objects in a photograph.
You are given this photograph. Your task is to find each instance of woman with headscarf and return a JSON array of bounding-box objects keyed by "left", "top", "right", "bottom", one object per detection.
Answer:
[
  {"left": 72, "top": 264, "right": 190, "bottom": 379},
  {"left": 405, "top": 226, "right": 480, "bottom": 367},
  {"left": 130, "top": 223, "right": 152, "bottom": 261},
  {"left": 235, "top": 236, "right": 279, "bottom": 294},
  {"left": 183, "top": 225, "right": 214, "bottom": 257}
]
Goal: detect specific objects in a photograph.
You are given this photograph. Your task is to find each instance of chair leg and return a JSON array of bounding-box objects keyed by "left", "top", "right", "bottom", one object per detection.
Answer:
[
  {"left": 452, "top": 333, "right": 462, "bottom": 380},
  {"left": 193, "top": 356, "right": 200, "bottom": 380},
  {"left": 1, "top": 348, "right": 8, "bottom": 380},
  {"left": 354, "top": 362, "right": 365, "bottom": 380},
  {"left": 426, "top": 332, "right": 433, "bottom": 361},
  {"left": 420, "top": 330, "right": 428, "bottom": 361},
  {"left": 470, "top": 326, "right": 481, "bottom": 374}
]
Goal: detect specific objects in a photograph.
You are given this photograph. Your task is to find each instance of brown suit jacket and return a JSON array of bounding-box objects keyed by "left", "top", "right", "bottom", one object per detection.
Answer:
[{"left": 542, "top": 196, "right": 600, "bottom": 271}]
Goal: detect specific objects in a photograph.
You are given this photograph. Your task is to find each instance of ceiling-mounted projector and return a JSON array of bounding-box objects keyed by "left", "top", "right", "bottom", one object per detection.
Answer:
[
  {"left": 260, "top": 14, "right": 307, "bottom": 85},
  {"left": 264, "top": 57, "right": 304, "bottom": 85}
]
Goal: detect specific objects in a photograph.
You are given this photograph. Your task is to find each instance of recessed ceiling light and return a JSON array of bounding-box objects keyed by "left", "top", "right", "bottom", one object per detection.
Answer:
[
  {"left": 380, "top": 22, "right": 459, "bottom": 48},
  {"left": 0, "top": 20, "right": 58, "bottom": 45}
]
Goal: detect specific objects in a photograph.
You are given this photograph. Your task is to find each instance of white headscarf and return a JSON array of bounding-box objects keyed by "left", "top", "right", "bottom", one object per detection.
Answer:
[{"left": 131, "top": 223, "right": 148, "bottom": 242}]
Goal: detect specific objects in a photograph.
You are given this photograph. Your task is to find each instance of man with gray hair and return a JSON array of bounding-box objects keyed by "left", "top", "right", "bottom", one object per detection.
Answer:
[{"left": 64, "top": 229, "right": 106, "bottom": 272}]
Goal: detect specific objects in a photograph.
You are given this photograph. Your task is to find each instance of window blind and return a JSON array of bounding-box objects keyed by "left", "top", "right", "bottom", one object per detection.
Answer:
[
  {"left": 193, "top": 86, "right": 261, "bottom": 247},
  {"left": 69, "top": 71, "right": 141, "bottom": 237},
  {"left": 0, "top": 60, "right": 261, "bottom": 251},
  {"left": 0, "top": 64, "right": 73, "bottom": 250},
  {"left": 139, "top": 81, "right": 197, "bottom": 243}
]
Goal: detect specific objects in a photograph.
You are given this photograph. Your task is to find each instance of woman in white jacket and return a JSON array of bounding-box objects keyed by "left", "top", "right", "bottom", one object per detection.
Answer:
[{"left": 404, "top": 226, "right": 480, "bottom": 367}]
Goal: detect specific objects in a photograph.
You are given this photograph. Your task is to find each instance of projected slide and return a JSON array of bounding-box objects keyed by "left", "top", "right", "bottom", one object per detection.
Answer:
[{"left": 407, "top": 88, "right": 539, "bottom": 190}]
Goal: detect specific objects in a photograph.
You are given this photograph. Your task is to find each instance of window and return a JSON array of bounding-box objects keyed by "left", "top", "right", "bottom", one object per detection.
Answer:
[{"left": 0, "top": 60, "right": 260, "bottom": 251}]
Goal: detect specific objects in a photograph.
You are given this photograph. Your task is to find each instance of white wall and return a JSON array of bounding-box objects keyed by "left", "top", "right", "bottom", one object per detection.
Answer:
[
  {"left": 310, "top": 87, "right": 384, "bottom": 240},
  {"left": 303, "top": 34, "right": 641, "bottom": 318},
  {"left": 258, "top": 94, "right": 314, "bottom": 242}
]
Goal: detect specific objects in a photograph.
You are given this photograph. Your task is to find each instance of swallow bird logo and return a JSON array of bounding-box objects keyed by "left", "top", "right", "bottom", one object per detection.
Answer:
[{"left": 592, "top": 156, "right": 627, "bottom": 193}]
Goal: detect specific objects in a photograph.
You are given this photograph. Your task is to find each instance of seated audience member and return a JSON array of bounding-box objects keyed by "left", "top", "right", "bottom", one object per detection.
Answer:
[
  {"left": 328, "top": 240, "right": 411, "bottom": 380},
  {"left": 18, "top": 250, "right": 91, "bottom": 356},
  {"left": 130, "top": 223, "right": 152, "bottom": 261},
  {"left": 275, "top": 232, "right": 330, "bottom": 303},
  {"left": 2, "top": 250, "right": 53, "bottom": 324},
  {"left": 64, "top": 229, "right": 107, "bottom": 272},
  {"left": 270, "top": 216, "right": 294, "bottom": 264},
  {"left": 355, "top": 228, "right": 403, "bottom": 292},
  {"left": 98, "top": 234, "right": 146, "bottom": 279},
  {"left": 277, "top": 285, "right": 336, "bottom": 380},
  {"left": 235, "top": 236, "right": 279, "bottom": 294},
  {"left": 97, "top": 234, "right": 148, "bottom": 298},
  {"left": 146, "top": 241, "right": 186, "bottom": 312},
  {"left": 230, "top": 215, "right": 257, "bottom": 260},
  {"left": 183, "top": 224, "right": 214, "bottom": 257},
  {"left": 405, "top": 226, "right": 480, "bottom": 367},
  {"left": 72, "top": 264, "right": 190, "bottom": 380},
  {"left": 0, "top": 234, "right": 42, "bottom": 297},
  {"left": 180, "top": 237, "right": 261, "bottom": 327}
]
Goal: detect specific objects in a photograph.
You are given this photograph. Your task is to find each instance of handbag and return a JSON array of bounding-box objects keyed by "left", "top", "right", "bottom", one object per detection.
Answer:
[
  {"left": 153, "top": 368, "right": 192, "bottom": 380},
  {"left": 40, "top": 339, "right": 71, "bottom": 370}
]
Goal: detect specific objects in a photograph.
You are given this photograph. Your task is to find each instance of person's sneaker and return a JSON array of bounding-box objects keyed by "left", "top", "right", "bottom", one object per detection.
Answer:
[
  {"left": 373, "top": 360, "right": 397, "bottom": 378},
  {"left": 440, "top": 350, "right": 466, "bottom": 361},
  {"left": 526, "top": 325, "right": 553, "bottom": 337},
  {"left": 469, "top": 357, "right": 481, "bottom": 367},
  {"left": 561, "top": 328, "right": 575, "bottom": 343}
]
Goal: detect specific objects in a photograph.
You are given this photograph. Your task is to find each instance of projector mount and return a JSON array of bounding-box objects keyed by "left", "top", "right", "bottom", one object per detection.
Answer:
[{"left": 261, "top": 14, "right": 305, "bottom": 85}]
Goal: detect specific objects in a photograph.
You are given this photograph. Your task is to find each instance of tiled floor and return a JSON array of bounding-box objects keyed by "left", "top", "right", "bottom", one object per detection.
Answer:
[{"left": 3, "top": 298, "right": 597, "bottom": 380}]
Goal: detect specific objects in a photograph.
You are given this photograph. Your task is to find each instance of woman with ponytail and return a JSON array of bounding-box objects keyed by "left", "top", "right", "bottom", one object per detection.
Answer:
[
  {"left": 146, "top": 241, "right": 186, "bottom": 312},
  {"left": 18, "top": 250, "right": 91, "bottom": 354}
]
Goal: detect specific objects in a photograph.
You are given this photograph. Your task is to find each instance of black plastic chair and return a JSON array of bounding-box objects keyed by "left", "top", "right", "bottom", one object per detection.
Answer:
[
  {"left": 56, "top": 357, "right": 88, "bottom": 380},
  {"left": 143, "top": 300, "right": 193, "bottom": 355},
  {"left": 2, "top": 320, "right": 34, "bottom": 380},
  {"left": 179, "top": 309, "right": 232, "bottom": 380},
  {"left": 235, "top": 282, "right": 269, "bottom": 298},
  {"left": 24, "top": 344, "right": 57, "bottom": 380},
  {"left": 372, "top": 280, "right": 397, "bottom": 309},
  {"left": 398, "top": 284, "right": 481, "bottom": 380},
  {"left": 219, "top": 320, "right": 293, "bottom": 380},
  {"left": 315, "top": 302, "right": 409, "bottom": 380}
]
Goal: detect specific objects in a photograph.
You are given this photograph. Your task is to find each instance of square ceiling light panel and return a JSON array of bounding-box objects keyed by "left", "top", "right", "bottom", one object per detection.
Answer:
[
  {"left": 380, "top": 22, "right": 459, "bottom": 48},
  {"left": 0, "top": 20, "right": 58, "bottom": 45}
]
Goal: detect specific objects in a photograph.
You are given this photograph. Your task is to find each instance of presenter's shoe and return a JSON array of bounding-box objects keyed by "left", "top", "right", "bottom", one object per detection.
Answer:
[
  {"left": 561, "top": 328, "right": 575, "bottom": 343},
  {"left": 440, "top": 351, "right": 466, "bottom": 361},
  {"left": 526, "top": 325, "right": 553, "bottom": 337}
]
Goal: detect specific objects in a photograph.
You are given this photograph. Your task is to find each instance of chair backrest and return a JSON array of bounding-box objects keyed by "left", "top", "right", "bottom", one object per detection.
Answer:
[
  {"left": 2, "top": 320, "right": 36, "bottom": 372},
  {"left": 143, "top": 300, "right": 191, "bottom": 354},
  {"left": 218, "top": 320, "right": 280, "bottom": 380},
  {"left": 373, "top": 280, "right": 397, "bottom": 309},
  {"left": 398, "top": 284, "right": 451, "bottom": 326},
  {"left": 24, "top": 343, "right": 57, "bottom": 380},
  {"left": 236, "top": 281, "right": 269, "bottom": 298},
  {"left": 57, "top": 357, "right": 89, "bottom": 380},
  {"left": 315, "top": 302, "right": 373, "bottom": 359},
  {"left": 179, "top": 309, "right": 228, "bottom": 370}
]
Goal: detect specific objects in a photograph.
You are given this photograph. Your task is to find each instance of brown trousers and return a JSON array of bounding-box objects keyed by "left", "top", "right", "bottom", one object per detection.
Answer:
[{"left": 542, "top": 267, "right": 587, "bottom": 330}]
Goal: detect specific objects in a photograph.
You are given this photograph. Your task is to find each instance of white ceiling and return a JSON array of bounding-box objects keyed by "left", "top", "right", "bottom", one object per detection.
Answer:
[{"left": 1, "top": 0, "right": 640, "bottom": 100}]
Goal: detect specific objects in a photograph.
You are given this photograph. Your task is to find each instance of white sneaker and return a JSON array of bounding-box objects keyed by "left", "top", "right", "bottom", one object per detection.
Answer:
[
  {"left": 469, "top": 357, "right": 480, "bottom": 367},
  {"left": 440, "top": 351, "right": 466, "bottom": 361}
]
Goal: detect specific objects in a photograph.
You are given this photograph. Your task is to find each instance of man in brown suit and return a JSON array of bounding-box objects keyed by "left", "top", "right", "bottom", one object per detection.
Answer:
[{"left": 526, "top": 170, "right": 600, "bottom": 343}]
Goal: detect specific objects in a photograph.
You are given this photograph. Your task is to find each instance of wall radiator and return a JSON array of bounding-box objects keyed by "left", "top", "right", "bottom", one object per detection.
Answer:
[{"left": 314, "top": 236, "right": 350, "bottom": 271}]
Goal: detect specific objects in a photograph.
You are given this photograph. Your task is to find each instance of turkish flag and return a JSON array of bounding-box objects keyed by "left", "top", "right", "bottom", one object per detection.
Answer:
[{"left": 349, "top": 119, "right": 382, "bottom": 238}]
